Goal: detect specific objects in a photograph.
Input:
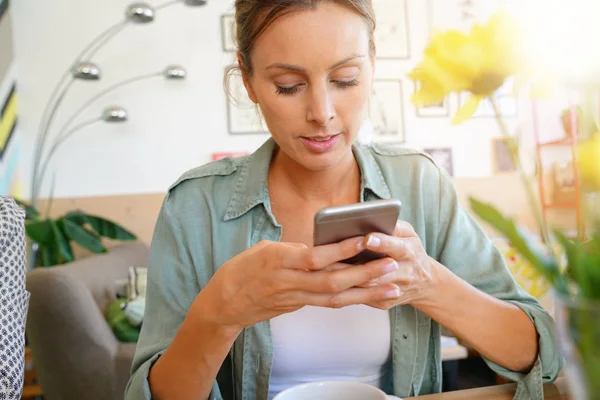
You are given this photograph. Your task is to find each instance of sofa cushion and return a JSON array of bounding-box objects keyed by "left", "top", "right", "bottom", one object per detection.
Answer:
[
  {"left": 115, "top": 342, "right": 138, "bottom": 398},
  {"left": 105, "top": 299, "right": 141, "bottom": 343}
]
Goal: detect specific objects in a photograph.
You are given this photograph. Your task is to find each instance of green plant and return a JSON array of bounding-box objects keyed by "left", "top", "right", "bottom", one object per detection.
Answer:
[
  {"left": 409, "top": 12, "right": 600, "bottom": 396},
  {"left": 15, "top": 198, "right": 137, "bottom": 267}
]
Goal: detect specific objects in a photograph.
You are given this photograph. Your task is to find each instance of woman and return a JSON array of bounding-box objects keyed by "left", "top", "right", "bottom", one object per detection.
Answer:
[
  {"left": 126, "top": 1, "right": 561, "bottom": 399},
  {"left": 0, "top": 196, "right": 29, "bottom": 400}
]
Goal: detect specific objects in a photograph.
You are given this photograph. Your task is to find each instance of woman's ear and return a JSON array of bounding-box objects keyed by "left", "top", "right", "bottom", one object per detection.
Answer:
[{"left": 237, "top": 52, "right": 258, "bottom": 104}]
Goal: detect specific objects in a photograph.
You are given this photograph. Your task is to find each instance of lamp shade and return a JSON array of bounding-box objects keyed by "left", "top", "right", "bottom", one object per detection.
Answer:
[
  {"left": 126, "top": 3, "right": 155, "bottom": 23},
  {"left": 72, "top": 62, "right": 101, "bottom": 80},
  {"left": 102, "top": 107, "right": 128, "bottom": 122},
  {"left": 164, "top": 65, "right": 187, "bottom": 79},
  {"left": 184, "top": 0, "right": 207, "bottom": 5}
]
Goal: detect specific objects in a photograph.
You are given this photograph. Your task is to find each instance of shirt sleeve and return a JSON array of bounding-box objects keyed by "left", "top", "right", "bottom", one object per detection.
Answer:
[
  {"left": 430, "top": 168, "right": 562, "bottom": 398},
  {"left": 124, "top": 192, "right": 224, "bottom": 400},
  {"left": 0, "top": 196, "right": 29, "bottom": 400}
]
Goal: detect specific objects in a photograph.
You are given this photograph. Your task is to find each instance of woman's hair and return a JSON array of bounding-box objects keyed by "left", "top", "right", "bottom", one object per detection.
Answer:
[{"left": 224, "top": 0, "right": 376, "bottom": 101}]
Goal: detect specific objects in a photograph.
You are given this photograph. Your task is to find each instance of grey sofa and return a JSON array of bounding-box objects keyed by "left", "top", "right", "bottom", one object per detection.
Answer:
[{"left": 26, "top": 243, "right": 150, "bottom": 400}]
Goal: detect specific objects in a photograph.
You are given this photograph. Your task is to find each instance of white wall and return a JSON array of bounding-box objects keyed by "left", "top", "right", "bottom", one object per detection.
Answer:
[{"left": 11, "top": 0, "right": 569, "bottom": 199}]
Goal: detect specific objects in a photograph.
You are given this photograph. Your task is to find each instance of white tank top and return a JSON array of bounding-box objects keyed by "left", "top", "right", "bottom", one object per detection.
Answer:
[{"left": 268, "top": 304, "right": 392, "bottom": 400}]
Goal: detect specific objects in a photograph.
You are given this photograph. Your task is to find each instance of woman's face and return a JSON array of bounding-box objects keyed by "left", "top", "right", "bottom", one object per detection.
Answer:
[{"left": 242, "top": 2, "right": 374, "bottom": 171}]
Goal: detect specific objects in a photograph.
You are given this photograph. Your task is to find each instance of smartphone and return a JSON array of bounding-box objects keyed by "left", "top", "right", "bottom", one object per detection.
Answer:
[{"left": 313, "top": 198, "right": 402, "bottom": 265}]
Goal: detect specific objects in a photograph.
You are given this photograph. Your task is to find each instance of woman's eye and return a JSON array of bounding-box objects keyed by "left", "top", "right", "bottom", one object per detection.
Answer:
[
  {"left": 276, "top": 85, "right": 301, "bottom": 95},
  {"left": 275, "top": 80, "right": 359, "bottom": 95},
  {"left": 334, "top": 79, "right": 360, "bottom": 88}
]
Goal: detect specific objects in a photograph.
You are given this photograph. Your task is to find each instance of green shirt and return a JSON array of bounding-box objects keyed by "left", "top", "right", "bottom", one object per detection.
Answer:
[{"left": 125, "top": 138, "right": 561, "bottom": 400}]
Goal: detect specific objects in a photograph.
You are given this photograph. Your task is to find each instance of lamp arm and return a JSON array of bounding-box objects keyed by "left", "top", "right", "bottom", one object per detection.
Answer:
[
  {"left": 34, "top": 117, "right": 103, "bottom": 207},
  {"left": 83, "top": 20, "right": 128, "bottom": 62},
  {"left": 156, "top": 0, "right": 184, "bottom": 10},
  {"left": 52, "top": 71, "right": 162, "bottom": 146},
  {"left": 32, "top": 71, "right": 162, "bottom": 200},
  {"left": 30, "top": 20, "right": 128, "bottom": 207}
]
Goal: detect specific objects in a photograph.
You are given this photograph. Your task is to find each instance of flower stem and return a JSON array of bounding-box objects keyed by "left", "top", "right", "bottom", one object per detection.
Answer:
[{"left": 488, "top": 97, "right": 553, "bottom": 249}]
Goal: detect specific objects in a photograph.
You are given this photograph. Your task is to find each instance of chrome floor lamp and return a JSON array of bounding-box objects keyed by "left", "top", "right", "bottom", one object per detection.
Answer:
[{"left": 29, "top": 0, "right": 208, "bottom": 211}]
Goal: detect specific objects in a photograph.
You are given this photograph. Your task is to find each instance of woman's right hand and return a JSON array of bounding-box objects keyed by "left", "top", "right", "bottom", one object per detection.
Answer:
[{"left": 195, "top": 237, "right": 402, "bottom": 331}]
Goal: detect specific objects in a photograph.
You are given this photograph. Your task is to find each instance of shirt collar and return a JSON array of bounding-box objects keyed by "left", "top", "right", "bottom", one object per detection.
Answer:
[{"left": 223, "top": 137, "right": 391, "bottom": 221}]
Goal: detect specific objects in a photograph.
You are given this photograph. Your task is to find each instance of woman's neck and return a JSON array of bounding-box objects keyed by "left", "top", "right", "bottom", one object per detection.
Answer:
[{"left": 268, "top": 149, "right": 361, "bottom": 206}]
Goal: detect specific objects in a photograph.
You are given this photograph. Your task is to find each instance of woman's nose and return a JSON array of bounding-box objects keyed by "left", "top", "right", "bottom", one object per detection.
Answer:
[{"left": 306, "top": 85, "right": 335, "bottom": 127}]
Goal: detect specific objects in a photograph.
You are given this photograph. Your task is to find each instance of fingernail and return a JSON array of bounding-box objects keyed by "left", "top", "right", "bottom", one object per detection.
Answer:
[
  {"left": 385, "top": 286, "right": 401, "bottom": 299},
  {"left": 382, "top": 260, "right": 398, "bottom": 274},
  {"left": 367, "top": 235, "right": 381, "bottom": 247}
]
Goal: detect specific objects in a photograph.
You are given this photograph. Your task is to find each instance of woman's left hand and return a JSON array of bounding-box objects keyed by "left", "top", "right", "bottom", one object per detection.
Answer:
[{"left": 354, "top": 221, "right": 441, "bottom": 310}]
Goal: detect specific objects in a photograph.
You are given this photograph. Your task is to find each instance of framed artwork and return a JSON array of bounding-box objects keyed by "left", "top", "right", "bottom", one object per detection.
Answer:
[
  {"left": 458, "top": 79, "right": 518, "bottom": 118},
  {"left": 225, "top": 68, "right": 268, "bottom": 135},
  {"left": 370, "top": 79, "right": 406, "bottom": 143},
  {"left": 221, "top": 14, "right": 236, "bottom": 52},
  {"left": 424, "top": 147, "right": 454, "bottom": 176},
  {"left": 373, "top": 0, "right": 410, "bottom": 59},
  {"left": 212, "top": 152, "right": 248, "bottom": 161},
  {"left": 414, "top": 82, "right": 450, "bottom": 118},
  {"left": 491, "top": 137, "right": 516, "bottom": 173}
]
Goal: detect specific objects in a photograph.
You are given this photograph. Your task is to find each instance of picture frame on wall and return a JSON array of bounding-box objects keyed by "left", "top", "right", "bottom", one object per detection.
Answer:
[
  {"left": 370, "top": 79, "right": 406, "bottom": 144},
  {"left": 225, "top": 67, "right": 268, "bottom": 135},
  {"left": 424, "top": 147, "right": 454, "bottom": 176},
  {"left": 212, "top": 152, "right": 249, "bottom": 161},
  {"left": 414, "top": 82, "right": 450, "bottom": 118},
  {"left": 221, "top": 14, "right": 236, "bottom": 52},
  {"left": 373, "top": 0, "right": 410, "bottom": 60},
  {"left": 491, "top": 137, "right": 517, "bottom": 173}
]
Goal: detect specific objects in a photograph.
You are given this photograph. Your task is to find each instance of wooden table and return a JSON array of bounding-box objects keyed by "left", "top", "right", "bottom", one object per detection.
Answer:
[{"left": 405, "top": 377, "right": 570, "bottom": 399}]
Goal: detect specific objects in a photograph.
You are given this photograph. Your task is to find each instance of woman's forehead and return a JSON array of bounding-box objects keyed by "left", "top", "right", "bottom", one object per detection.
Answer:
[{"left": 251, "top": 3, "right": 371, "bottom": 70}]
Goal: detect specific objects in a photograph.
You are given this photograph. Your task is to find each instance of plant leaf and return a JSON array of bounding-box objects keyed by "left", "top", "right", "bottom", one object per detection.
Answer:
[
  {"left": 85, "top": 214, "right": 137, "bottom": 240},
  {"left": 25, "top": 220, "right": 54, "bottom": 246},
  {"left": 62, "top": 218, "right": 106, "bottom": 254},
  {"left": 554, "top": 230, "right": 588, "bottom": 293},
  {"left": 469, "top": 197, "right": 568, "bottom": 294},
  {"left": 53, "top": 219, "right": 74, "bottom": 263},
  {"left": 557, "top": 231, "right": 600, "bottom": 300},
  {"left": 65, "top": 211, "right": 137, "bottom": 241},
  {"left": 39, "top": 245, "right": 59, "bottom": 267},
  {"left": 13, "top": 198, "right": 40, "bottom": 221},
  {"left": 64, "top": 210, "right": 87, "bottom": 226}
]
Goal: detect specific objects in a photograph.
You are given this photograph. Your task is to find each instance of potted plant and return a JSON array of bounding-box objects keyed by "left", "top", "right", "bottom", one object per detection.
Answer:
[
  {"left": 409, "top": 12, "right": 600, "bottom": 398},
  {"left": 15, "top": 198, "right": 137, "bottom": 267}
]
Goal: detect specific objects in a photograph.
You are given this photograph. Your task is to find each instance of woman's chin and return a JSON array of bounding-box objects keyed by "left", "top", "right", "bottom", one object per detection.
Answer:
[{"left": 294, "top": 145, "right": 352, "bottom": 172}]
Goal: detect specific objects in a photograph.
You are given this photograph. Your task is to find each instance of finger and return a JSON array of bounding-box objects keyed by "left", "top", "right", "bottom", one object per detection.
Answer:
[
  {"left": 393, "top": 220, "right": 417, "bottom": 237},
  {"left": 325, "top": 284, "right": 401, "bottom": 308},
  {"left": 363, "top": 234, "right": 410, "bottom": 261},
  {"left": 293, "top": 257, "right": 399, "bottom": 294},
  {"left": 286, "top": 283, "right": 400, "bottom": 309},
  {"left": 286, "top": 242, "right": 309, "bottom": 249},
  {"left": 322, "top": 262, "right": 352, "bottom": 272},
  {"left": 362, "top": 260, "right": 415, "bottom": 286},
  {"left": 281, "top": 236, "right": 365, "bottom": 271}
]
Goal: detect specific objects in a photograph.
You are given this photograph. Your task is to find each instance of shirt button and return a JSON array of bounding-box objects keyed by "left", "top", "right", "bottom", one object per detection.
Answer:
[{"left": 403, "top": 334, "right": 408, "bottom": 339}]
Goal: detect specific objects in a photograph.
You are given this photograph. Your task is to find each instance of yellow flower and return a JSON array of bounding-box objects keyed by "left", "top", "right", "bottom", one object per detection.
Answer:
[
  {"left": 409, "top": 12, "right": 525, "bottom": 124},
  {"left": 577, "top": 133, "right": 600, "bottom": 191}
]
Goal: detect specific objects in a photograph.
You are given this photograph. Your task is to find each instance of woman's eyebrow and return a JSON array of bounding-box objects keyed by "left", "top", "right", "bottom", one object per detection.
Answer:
[{"left": 265, "top": 54, "right": 366, "bottom": 72}]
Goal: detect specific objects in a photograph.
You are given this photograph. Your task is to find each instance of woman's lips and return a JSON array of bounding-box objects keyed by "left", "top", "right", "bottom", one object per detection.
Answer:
[{"left": 299, "top": 134, "right": 341, "bottom": 153}]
